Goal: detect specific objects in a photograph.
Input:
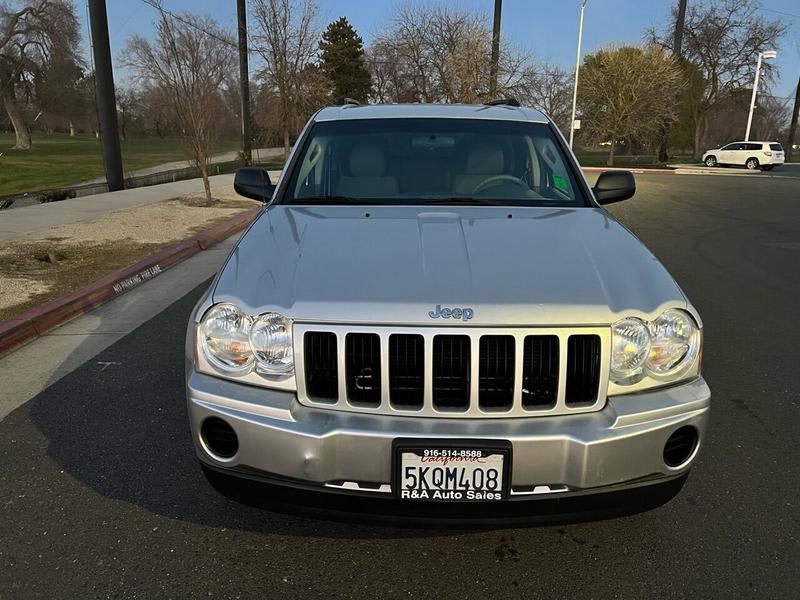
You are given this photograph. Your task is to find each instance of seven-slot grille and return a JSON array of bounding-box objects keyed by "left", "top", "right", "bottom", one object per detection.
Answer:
[{"left": 296, "top": 326, "right": 610, "bottom": 418}]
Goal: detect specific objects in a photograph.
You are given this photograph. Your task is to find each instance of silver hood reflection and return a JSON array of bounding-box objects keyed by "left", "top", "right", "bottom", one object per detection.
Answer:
[{"left": 211, "top": 205, "right": 691, "bottom": 326}]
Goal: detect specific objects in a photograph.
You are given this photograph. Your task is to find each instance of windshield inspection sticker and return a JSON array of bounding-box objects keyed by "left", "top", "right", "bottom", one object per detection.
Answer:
[{"left": 553, "top": 174, "right": 568, "bottom": 191}]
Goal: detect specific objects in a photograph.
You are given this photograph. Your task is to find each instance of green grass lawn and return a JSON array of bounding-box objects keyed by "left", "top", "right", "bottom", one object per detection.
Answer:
[{"left": 0, "top": 133, "right": 240, "bottom": 196}]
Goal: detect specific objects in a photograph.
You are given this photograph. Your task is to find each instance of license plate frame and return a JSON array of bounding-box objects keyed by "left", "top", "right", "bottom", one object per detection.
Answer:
[{"left": 392, "top": 439, "right": 512, "bottom": 502}]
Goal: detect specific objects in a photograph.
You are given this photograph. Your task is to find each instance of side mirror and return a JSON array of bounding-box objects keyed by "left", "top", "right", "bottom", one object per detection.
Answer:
[
  {"left": 592, "top": 171, "right": 635, "bottom": 205},
  {"left": 234, "top": 167, "right": 275, "bottom": 202}
]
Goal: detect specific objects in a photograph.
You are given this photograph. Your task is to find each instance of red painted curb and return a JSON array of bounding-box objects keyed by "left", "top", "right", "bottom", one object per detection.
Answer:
[
  {"left": 0, "top": 319, "right": 38, "bottom": 354},
  {"left": 0, "top": 206, "right": 261, "bottom": 358},
  {"left": 195, "top": 208, "right": 260, "bottom": 249}
]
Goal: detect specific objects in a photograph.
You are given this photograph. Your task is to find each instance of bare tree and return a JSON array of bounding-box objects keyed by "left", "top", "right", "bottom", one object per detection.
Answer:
[
  {"left": 579, "top": 45, "right": 683, "bottom": 166},
  {"left": 253, "top": 63, "right": 329, "bottom": 147},
  {"left": 116, "top": 85, "right": 139, "bottom": 142},
  {"left": 251, "top": 0, "right": 323, "bottom": 155},
  {"left": 364, "top": 38, "right": 422, "bottom": 103},
  {"left": 367, "top": 3, "right": 533, "bottom": 105},
  {"left": 649, "top": 0, "right": 787, "bottom": 157},
  {"left": 35, "top": 51, "right": 93, "bottom": 136},
  {"left": 517, "top": 62, "right": 573, "bottom": 135},
  {"left": 137, "top": 83, "right": 176, "bottom": 139},
  {"left": 1, "top": 0, "right": 79, "bottom": 149},
  {"left": 122, "top": 9, "right": 235, "bottom": 205}
]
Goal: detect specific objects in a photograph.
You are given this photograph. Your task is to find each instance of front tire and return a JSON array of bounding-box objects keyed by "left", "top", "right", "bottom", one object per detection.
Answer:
[
  {"left": 704, "top": 156, "right": 717, "bottom": 167},
  {"left": 746, "top": 157, "right": 760, "bottom": 170}
]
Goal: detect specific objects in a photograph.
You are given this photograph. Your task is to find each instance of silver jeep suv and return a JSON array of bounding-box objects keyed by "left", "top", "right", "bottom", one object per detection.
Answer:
[{"left": 186, "top": 102, "right": 710, "bottom": 519}]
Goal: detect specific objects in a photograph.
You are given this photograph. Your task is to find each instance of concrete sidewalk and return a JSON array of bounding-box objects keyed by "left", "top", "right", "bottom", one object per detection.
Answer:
[
  {"left": 0, "top": 235, "right": 237, "bottom": 419},
  {"left": 669, "top": 162, "right": 800, "bottom": 177},
  {"left": 0, "top": 171, "right": 281, "bottom": 242}
]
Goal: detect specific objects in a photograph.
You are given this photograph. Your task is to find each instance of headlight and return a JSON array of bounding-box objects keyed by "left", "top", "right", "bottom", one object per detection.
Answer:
[
  {"left": 199, "top": 303, "right": 254, "bottom": 373},
  {"left": 249, "top": 312, "right": 294, "bottom": 374},
  {"left": 198, "top": 304, "right": 295, "bottom": 377},
  {"left": 610, "top": 317, "right": 651, "bottom": 382},
  {"left": 646, "top": 309, "right": 700, "bottom": 377},
  {"left": 610, "top": 309, "right": 701, "bottom": 389}
]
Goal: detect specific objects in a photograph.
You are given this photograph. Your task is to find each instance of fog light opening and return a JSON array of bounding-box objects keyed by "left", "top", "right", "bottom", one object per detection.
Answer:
[
  {"left": 201, "top": 417, "right": 239, "bottom": 459},
  {"left": 663, "top": 426, "right": 699, "bottom": 468}
]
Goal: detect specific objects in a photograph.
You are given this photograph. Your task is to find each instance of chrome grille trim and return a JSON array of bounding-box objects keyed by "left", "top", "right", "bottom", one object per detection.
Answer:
[{"left": 294, "top": 324, "right": 611, "bottom": 419}]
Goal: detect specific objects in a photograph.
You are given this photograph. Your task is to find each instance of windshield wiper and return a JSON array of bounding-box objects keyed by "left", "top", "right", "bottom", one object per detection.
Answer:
[
  {"left": 291, "top": 196, "right": 379, "bottom": 205},
  {"left": 290, "top": 196, "right": 509, "bottom": 206},
  {"left": 423, "top": 197, "right": 507, "bottom": 206}
]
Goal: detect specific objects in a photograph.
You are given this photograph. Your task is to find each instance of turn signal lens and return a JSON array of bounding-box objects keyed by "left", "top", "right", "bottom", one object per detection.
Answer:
[{"left": 646, "top": 309, "right": 700, "bottom": 376}]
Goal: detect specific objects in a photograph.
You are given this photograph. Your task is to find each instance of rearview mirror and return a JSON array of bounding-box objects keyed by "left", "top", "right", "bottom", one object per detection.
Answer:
[
  {"left": 592, "top": 171, "right": 635, "bottom": 205},
  {"left": 234, "top": 167, "right": 275, "bottom": 202}
]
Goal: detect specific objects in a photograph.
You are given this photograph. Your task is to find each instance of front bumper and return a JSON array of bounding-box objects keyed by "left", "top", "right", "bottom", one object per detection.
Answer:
[{"left": 187, "top": 371, "right": 710, "bottom": 499}]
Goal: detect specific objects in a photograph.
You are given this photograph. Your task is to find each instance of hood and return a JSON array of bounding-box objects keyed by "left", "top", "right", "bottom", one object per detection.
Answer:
[{"left": 213, "top": 205, "right": 688, "bottom": 326}]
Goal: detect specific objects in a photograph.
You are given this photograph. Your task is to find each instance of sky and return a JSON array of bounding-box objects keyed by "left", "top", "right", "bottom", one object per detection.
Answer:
[{"left": 84, "top": 0, "right": 800, "bottom": 100}]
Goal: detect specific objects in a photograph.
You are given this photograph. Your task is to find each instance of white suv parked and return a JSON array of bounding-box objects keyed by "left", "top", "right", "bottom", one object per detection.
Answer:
[{"left": 702, "top": 141, "right": 785, "bottom": 170}]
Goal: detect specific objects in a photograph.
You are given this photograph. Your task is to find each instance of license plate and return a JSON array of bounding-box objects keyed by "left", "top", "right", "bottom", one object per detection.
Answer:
[{"left": 394, "top": 441, "right": 510, "bottom": 502}]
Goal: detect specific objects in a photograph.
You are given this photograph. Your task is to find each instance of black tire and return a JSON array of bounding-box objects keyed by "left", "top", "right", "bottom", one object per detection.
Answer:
[
  {"left": 746, "top": 157, "right": 760, "bottom": 170},
  {"left": 704, "top": 156, "right": 717, "bottom": 167}
]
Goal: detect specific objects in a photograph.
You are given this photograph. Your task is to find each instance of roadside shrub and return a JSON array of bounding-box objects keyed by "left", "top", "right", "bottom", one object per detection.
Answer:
[{"left": 38, "top": 189, "right": 77, "bottom": 203}]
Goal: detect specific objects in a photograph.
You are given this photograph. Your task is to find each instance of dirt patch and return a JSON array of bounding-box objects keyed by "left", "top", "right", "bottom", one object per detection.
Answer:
[{"left": 0, "top": 193, "right": 258, "bottom": 322}]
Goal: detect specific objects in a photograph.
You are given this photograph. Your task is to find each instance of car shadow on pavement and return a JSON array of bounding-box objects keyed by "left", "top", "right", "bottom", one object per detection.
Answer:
[
  {"left": 24, "top": 283, "right": 484, "bottom": 539},
  {"left": 25, "top": 281, "right": 658, "bottom": 537}
]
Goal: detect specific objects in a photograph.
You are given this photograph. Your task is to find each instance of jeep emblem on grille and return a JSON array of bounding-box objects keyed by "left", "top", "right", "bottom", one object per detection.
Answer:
[{"left": 428, "top": 305, "right": 474, "bottom": 321}]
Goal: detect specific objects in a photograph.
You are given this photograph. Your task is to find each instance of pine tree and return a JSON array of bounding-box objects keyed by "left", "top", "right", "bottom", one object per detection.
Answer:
[{"left": 319, "top": 17, "right": 372, "bottom": 103}]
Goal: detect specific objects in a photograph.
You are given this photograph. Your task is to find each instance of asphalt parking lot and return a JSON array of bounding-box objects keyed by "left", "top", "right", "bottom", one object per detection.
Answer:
[{"left": 1, "top": 171, "right": 799, "bottom": 598}]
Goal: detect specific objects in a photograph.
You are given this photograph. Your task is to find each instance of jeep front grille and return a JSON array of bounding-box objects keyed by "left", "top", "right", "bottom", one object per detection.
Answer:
[
  {"left": 295, "top": 325, "right": 610, "bottom": 418},
  {"left": 479, "top": 335, "right": 515, "bottom": 409},
  {"left": 388, "top": 334, "right": 424, "bottom": 408},
  {"left": 432, "top": 335, "right": 471, "bottom": 409}
]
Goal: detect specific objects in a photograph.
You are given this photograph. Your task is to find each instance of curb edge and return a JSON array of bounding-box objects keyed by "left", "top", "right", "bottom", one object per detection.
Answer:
[{"left": 0, "top": 206, "right": 261, "bottom": 358}]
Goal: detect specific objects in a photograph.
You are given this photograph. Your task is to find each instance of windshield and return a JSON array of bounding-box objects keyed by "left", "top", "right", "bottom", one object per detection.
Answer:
[{"left": 283, "top": 118, "right": 586, "bottom": 207}]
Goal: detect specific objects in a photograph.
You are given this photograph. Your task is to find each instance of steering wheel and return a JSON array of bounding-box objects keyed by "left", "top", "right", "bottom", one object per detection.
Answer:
[{"left": 472, "top": 175, "right": 529, "bottom": 195}]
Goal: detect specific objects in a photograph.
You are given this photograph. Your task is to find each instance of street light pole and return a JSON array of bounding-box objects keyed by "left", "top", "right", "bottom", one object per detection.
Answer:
[
  {"left": 87, "top": 0, "right": 124, "bottom": 192},
  {"left": 237, "top": 0, "right": 252, "bottom": 165},
  {"left": 569, "top": 0, "right": 588, "bottom": 148},
  {"left": 745, "top": 50, "right": 777, "bottom": 141},
  {"left": 490, "top": 0, "right": 502, "bottom": 100}
]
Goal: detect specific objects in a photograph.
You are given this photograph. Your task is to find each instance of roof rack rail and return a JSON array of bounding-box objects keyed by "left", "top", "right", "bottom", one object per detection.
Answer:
[
  {"left": 334, "top": 96, "right": 360, "bottom": 106},
  {"left": 485, "top": 98, "right": 520, "bottom": 107}
]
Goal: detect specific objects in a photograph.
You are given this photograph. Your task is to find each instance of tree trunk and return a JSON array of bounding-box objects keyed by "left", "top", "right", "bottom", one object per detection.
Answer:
[
  {"left": 201, "top": 164, "right": 213, "bottom": 206},
  {"left": 693, "top": 112, "right": 706, "bottom": 160},
  {"left": 69, "top": 122, "right": 75, "bottom": 137},
  {"left": 606, "top": 144, "right": 615, "bottom": 167},
  {"left": 657, "top": 122, "right": 669, "bottom": 163},
  {"left": 3, "top": 94, "right": 32, "bottom": 149},
  {"left": 282, "top": 125, "right": 290, "bottom": 156}
]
